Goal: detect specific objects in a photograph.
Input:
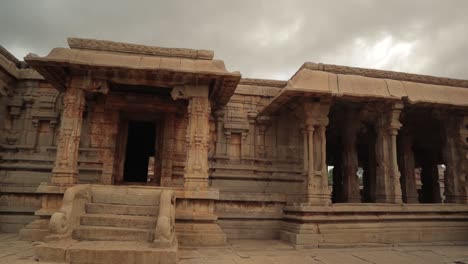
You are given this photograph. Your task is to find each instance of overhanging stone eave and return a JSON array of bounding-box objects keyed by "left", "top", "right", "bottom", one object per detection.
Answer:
[
  {"left": 299, "top": 62, "right": 468, "bottom": 89},
  {"left": 257, "top": 87, "right": 405, "bottom": 118},
  {"left": 25, "top": 56, "right": 241, "bottom": 109},
  {"left": 257, "top": 89, "right": 329, "bottom": 117}
]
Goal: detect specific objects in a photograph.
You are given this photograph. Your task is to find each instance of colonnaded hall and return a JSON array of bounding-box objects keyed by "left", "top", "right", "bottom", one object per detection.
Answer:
[{"left": 0, "top": 38, "right": 467, "bottom": 263}]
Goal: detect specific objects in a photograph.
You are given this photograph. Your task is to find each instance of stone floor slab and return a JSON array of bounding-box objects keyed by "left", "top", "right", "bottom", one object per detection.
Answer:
[{"left": 2, "top": 233, "right": 468, "bottom": 264}]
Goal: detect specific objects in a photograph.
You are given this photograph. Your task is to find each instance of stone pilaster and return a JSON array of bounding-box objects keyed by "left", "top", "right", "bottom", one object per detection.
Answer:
[
  {"left": 51, "top": 87, "right": 86, "bottom": 186},
  {"left": 214, "top": 109, "right": 227, "bottom": 157},
  {"left": 301, "top": 126, "right": 308, "bottom": 175},
  {"left": 247, "top": 112, "right": 256, "bottom": 159},
  {"left": 256, "top": 116, "right": 270, "bottom": 159},
  {"left": 375, "top": 102, "right": 403, "bottom": 203}
]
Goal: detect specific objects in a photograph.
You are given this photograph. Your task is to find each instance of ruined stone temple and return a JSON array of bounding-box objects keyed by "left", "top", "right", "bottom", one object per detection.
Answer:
[{"left": 0, "top": 38, "right": 467, "bottom": 263}]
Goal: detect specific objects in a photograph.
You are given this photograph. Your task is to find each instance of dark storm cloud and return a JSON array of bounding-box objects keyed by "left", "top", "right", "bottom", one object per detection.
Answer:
[{"left": 1, "top": 0, "right": 467, "bottom": 80}]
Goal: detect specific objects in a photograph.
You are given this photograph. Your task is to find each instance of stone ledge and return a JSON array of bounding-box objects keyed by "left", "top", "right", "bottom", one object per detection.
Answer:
[
  {"left": 68, "top": 37, "right": 214, "bottom": 60},
  {"left": 218, "top": 192, "right": 287, "bottom": 202},
  {"left": 174, "top": 188, "right": 220, "bottom": 200},
  {"left": 284, "top": 203, "right": 468, "bottom": 213}
]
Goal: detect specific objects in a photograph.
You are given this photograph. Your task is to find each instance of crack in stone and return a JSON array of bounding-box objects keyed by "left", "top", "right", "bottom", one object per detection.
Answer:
[{"left": 352, "top": 254, "right": 378, "bottom": 264}]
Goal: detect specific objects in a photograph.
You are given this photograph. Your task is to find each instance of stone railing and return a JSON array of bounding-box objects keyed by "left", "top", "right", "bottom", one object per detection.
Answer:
[
  {"left": 153, "top": 189, "right": 176, "bottom": 247},
  {"left": 46, "top": 184, "right": 91, "bottom": 240}
]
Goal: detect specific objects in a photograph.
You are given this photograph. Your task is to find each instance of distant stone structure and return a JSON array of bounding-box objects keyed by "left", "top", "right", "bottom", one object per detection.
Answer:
[{"left": 0, "top": 38, "right": 467, "bottom": 263}]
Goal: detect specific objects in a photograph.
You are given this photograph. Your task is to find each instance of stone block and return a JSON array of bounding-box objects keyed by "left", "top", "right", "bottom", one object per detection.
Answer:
[{"left": 72, "top": 225, "right": 152, "bottom": 241}]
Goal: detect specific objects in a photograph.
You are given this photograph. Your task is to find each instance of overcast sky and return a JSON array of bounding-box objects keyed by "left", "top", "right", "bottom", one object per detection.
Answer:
[{"left": 1, "top": 1, "right": 467, "bottom": 80}]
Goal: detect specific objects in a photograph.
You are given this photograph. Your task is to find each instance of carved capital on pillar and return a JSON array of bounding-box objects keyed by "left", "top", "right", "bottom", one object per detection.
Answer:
[
  {"left": 214, "top": 109, "right": 225, "bottom": 120},
  {"left": 70, "top": 76, "right": 109, "bottom": 94}
]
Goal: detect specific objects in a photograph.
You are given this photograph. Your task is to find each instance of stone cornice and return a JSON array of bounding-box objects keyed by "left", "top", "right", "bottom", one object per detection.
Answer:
[
  {"left": 0, "top": 46, "right": 20, "bottom": 66},
  {"left": 0, "top": 47, "right": 44, "bottom": 80},
  {"left": 301, "top": 62, "right": 468, "bottom": 89},
  {"left": 68, "top": 37, "right": 214, "bottom": 60},
  {"left": 239, "top": 78, "right": 286, "bottom": 88}
]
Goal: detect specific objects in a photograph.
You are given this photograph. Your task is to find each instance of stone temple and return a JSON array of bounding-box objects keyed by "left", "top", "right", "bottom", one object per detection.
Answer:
[{"left": 0, "top": 38, "right": 467, "bottom": 263}]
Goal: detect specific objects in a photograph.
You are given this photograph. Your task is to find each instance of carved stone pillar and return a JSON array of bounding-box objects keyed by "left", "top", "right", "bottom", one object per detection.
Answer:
[
  {"left": 442, "top": 114, "right": 468, "bottom": 203},
  {"left": 341, "top": 109, "right": 361, "bottom": 203},
  {"left": 161, "top": 113, "right": 175, "bottom": 187},
  {"left": 375, "top": 103, "right": 403, "bottom": 203},
  {"left": 51, "top": 87, "right": 86, "bottom": 186},
  {"left": 397, "top": 129, "right": 419, "bottom": 203},
  {"left": 172, "top": 85, "right": 211, "bottom": 189},
  {"left": 301, "top": 100, "right": 331, "bottom": 205}
]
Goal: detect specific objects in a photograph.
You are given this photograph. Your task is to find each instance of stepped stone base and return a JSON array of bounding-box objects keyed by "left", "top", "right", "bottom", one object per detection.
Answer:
[
  {"left": 36, "top": 240, "right": 177, "bottom": 264},
  {"left": 281, "top": 203, "right": 468, "bottom": 248}
]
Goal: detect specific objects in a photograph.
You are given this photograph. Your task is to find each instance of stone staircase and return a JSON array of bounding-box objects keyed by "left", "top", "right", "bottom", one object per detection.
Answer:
[{"left": 35, "top": 185, "right": 177, "bottom": 264}]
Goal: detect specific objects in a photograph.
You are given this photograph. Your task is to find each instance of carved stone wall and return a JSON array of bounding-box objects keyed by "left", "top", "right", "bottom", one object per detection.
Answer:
[
  {"left": 0, "top": 79, "right": 101, "bottom": 232},
  {"left": 211, "top": 80, "right": 307, "bottom": 239}
]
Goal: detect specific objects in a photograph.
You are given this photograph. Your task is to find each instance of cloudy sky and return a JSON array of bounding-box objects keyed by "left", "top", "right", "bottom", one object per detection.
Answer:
[{"left": 1, "top": 0, "right": 467, "bottom": 80}]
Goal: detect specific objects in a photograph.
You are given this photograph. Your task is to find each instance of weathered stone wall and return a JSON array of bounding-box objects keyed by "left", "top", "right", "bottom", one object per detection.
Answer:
[
  {"left": 0, "top": 72, "right": 100, "bottom": 232},
  {"left": 211, "top": 80, "right": 305, "bottom": 239}
]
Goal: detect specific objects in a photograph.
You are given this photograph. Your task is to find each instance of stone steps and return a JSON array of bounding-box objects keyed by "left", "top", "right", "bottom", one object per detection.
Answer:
[
  {"left": 72, "top": 225, "right": 153, "bottom": 241},
  {"left": 34, "top": 186, "right": 177, "bottom": 264},
  {"left": 91, "top": 186, "right": 161, "bottom": 206},
  {"left": 86, "top": 203, "right": 158, "bottom": 216},
  {"left": 80, "top": 213, "right": 156, "bottom": 229}
]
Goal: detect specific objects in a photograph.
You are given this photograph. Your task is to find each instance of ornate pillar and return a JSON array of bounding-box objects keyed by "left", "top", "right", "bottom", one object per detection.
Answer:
[
  {"left": 375, "top": 102, "right": 403, "bottom": 203},
  {"left": 51, "top": 87, "right": 86, "bottom": 186},
  {"left": 161, "top": 113, "right": 175, "bottom": 187},
  {"left": 302, "top": 100, "right": 331, "bottom": 205},
  {"left": 397, "top": 129, "right": 419, "bottom": 203},
  {"left": 442, "top": 114, "right": 468, "bottom": 203},
  {"left": 341, "top": 109, "right": 361, "bottom": 203},
  {"left": 172, "top": 85, "right": 211, "bottom": 189}
]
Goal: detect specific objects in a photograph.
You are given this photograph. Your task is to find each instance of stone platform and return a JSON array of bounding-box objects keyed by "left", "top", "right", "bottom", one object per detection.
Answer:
[{"left": 2, "top": 233, "right": 468, "bottom": 264}]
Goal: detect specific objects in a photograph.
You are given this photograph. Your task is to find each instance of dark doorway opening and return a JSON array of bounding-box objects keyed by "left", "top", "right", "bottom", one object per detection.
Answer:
[{"left": 123, "top": 121, "right": 156, "bottom": 183}]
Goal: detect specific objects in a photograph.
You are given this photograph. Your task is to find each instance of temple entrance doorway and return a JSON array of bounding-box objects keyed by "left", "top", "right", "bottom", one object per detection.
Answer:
[{"left": 123, "top": 120, "right": 157, "bottom": 183}]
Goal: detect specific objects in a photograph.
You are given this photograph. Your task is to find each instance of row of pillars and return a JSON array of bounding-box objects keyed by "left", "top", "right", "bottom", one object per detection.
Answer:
[{"left": 299, "top": 100, "right": 403, "bottom": 205}]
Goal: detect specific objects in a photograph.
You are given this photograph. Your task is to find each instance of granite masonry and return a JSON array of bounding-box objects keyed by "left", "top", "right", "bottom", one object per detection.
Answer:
[{"left": 0, "top": 38, "right": 467, "bottom": 263}]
